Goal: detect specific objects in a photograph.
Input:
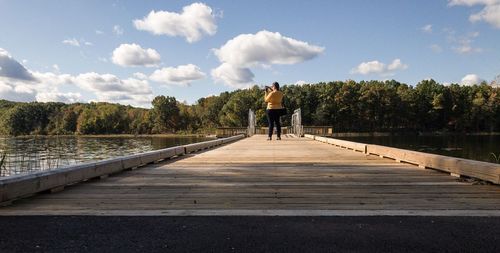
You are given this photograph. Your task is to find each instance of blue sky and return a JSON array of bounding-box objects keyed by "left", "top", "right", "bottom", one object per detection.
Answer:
[{"left": 0, "top": 0, "right": 499, "bottom": 107}]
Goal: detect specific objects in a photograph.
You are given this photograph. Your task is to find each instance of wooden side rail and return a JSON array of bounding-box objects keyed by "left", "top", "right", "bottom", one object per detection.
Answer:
[
  {"left": 305, "top": 134, "right": 367, "bottom": 153},
  {"left": 366, "top": 144, "right": 500, "bottom": 184},
  {"left": 0, "top": 134, "right": 245, "bottom": 204},
  {"left": 305, "top": 134, "right": 500, "bottom": 184}
]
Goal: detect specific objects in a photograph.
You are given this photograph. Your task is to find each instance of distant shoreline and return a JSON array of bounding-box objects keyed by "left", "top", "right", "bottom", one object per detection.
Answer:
[
  {"left": 331, "top": 132, "right": 500, "bottom": 137},
  {"left": 0, "top": 133, "right": 213, "bottom": 138},
  {"left": 1, "top": 132, "right": 499, "bottom": 138}
]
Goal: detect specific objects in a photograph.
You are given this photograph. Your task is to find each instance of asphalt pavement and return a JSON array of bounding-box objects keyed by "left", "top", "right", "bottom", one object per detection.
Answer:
[{"left": 1, "top": 216, "right": 499, "bottom": 253}]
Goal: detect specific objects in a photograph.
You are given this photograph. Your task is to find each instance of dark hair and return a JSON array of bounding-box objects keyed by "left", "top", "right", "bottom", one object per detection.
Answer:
[{"left": 272, "top": 82, "right": 280, "bottom": 90}]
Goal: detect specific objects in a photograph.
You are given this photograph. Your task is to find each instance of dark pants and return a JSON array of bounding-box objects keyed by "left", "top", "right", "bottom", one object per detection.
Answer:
[{"left": 266, "top": 109, "right": 281, "bottom": 138}]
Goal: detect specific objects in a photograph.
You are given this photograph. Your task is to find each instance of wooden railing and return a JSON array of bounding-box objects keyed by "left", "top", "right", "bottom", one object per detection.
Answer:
[
  {"left": 255, "top": 127, "right": 289, "bottom": 135},
  {"left": 216, "top": 127, "right": 248, "bottom": 138},
  {"left": 305, "top": 134, "right": 500, "bottom": 185},
  {"left": 0, "top": 135, "right": 246, "bottom": 204},
  {"left": 303, "top": 126, "right": 333, "bottom": 136}
]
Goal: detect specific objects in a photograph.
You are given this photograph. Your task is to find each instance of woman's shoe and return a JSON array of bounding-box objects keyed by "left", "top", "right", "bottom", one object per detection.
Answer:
[
  {"left": 267, "top": 137, "right": 272, "bottom": 141},
  {"left": 277, "top": 137, "right": 281, "bottom": 140}
]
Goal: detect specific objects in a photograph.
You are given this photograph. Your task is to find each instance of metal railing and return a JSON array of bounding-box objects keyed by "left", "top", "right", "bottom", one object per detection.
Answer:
[
  {"left": 291, "top": 109, "right": 303, "bottom": 137},
  {"left": 247, "top": 109, "right": 256, "bottom": 137}
]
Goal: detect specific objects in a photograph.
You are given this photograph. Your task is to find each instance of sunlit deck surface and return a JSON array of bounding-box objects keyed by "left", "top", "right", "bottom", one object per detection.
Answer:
[{"left": 1, "top": 135, "right": 499, "bottom": 216}]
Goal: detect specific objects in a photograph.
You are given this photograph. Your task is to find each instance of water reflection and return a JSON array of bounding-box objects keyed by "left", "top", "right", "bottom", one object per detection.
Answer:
[{"left": 0, "top": 135, "right": 213, "bottom": 177}]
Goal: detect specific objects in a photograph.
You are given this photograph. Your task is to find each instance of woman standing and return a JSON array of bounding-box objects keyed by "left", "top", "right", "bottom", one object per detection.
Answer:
[{"left": 264, "top": 82, "right": 284, "bottom": 140}]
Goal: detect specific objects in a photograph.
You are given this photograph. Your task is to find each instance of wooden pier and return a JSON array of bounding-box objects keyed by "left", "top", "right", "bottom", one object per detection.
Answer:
[{"left": 1, "top": 134, "right": 499, "bottom": 216}]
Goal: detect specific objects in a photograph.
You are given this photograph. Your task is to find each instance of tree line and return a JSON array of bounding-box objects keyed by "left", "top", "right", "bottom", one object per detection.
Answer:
[{"left": 0, "top": 79, "right": 499, "bottom": 136}]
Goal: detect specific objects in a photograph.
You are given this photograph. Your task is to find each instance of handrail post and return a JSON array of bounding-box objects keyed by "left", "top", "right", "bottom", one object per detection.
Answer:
[
  {"left": 291, "top": 108, "right": 303, "bottom": 137},
  {"left": 247, "top": 109, "right": 256, "bottom": 137}
]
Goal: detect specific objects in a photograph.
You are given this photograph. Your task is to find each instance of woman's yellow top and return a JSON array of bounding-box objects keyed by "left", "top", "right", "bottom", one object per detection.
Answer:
[{"left": 265, "top": 90, "right": 283, "bottom": 109}]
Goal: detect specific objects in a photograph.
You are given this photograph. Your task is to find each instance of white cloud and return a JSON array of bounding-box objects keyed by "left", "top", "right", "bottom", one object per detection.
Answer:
[
  {"left": 32, "top": 71, "right": 73, "bottom": 85},
  {"left": 211, "top": 63, "right": 254, "bottom": 88},
  {"left": 75, "top": 73, "right": 154, "bottom": 107},
  {"left": 75, "top": 73, "right": 149, "bottom": 93},
  {"left": 211, "top": 30, "right": 324, "bottom": 87},
  {"left": 453, "top": 44, "right": 482, "bottom": 54},
  {"left": 111, "top": 43, "right": 161, "bottom": 67},
  {"left": 133, "top": 72, "right": 148, "bottom": 80},
  {"left": 133, "top": 3, "right": 217, "bottom": 43},
  {"left": 449, "top": 0, "right": 499, "bottom": 7},
  {"left": 453, "top": 37, "right": 483, "bottom": 54},
  {"left": 62, "top": 38, "right": 80, "bottom": 47},
  {"left": 214, "top": 30, "right": 324, "bottom": 67},
  {"left": 0, "top": 78, "right": 36, "bottom": 102},
  {"left": 0, "top": 48, "right": 154, "bottom": 107},
  {"left": 449, "top": 0, "right": 500, "bottom": 28},
  {"left": 445, "top": 30, "right": 482, "bottom": 54},
  {"left": 0, "top": 48, "right": 36, "bottom": 81},
  {"left": 294, "top": 80, "right": 307, "bottom": 86},
  {"left": 469, "top": 4, "right": 500, "bottom": 28},
  {"left": 113, "top": 25, "right": 123, "bottom": 35},
  {"left": 95, "top": 30, "right": 104, "bottom": 35},
  {"left": 36, "top": 92, "right": 82, "bottom": 103},
  {"left": 421, "top": 24, "right": 433, "bottom": 33},
  {"left": 351, "top": 60, "right": 385, "bottom": 75},
  {"left": 387, "top": 59, "right": 408, "bottom": 71},
  {"left": 351, "top": 59, "right": 408, "bottom": 75},
  {"left": 52, "top": 64, "right": 60, "bottom": 73},
  {"left": 461, "top": 74, "right": 484, "bottom": 85},
  {"left": 62, "top": 38, "right": 92, "bottom": 47},
  {"left": 150, "top": 64, "right": 206, "bottom": 86}
]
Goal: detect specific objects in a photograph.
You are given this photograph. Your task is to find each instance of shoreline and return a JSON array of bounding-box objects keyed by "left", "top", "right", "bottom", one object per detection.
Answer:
[
  {"left": 0, "top": 133, "right": 215, "bottom": 138},
  {"left": 331, "top": 132, "right": 500, "bottom": 137}
]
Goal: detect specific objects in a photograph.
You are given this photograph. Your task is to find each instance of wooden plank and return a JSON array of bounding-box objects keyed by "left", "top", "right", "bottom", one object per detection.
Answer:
[{"left": 1, "top": 134, "right": 499, "bottom": 216}]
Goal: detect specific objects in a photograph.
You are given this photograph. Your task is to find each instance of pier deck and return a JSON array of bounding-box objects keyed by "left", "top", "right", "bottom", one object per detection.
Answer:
[{"left": 1, "top": 135, "right": 499, "bottom": 216}]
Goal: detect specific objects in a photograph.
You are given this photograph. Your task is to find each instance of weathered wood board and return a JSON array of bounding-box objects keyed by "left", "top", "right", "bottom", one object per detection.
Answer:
[{"left": 1, "top": 135, "right": 499, "bottom": 216}]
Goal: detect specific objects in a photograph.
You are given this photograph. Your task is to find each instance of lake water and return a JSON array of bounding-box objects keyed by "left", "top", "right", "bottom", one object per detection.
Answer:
[
  {"left": 336, "top": 135, "right": 500, "bottom": 164},
  {"left": 0, "top": 135, "right": 214, "bottom": 177}
]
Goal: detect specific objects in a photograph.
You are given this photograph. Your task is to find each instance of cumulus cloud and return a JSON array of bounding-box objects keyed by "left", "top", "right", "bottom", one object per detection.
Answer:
[
  {"left": 36, "top": 92, "right": 82, "bottom": 103},
  {"left": 421, "top": 24, "right": 433, "bottom": 33},
  {"left": 387, "top": 59, "right": 408, "bottom": 71},
  {"left": 150, "top": 64, "right": 206, "bottom": 86},
  {"left": 133, "top": 72, "right": 148, "bottom": 80},
  {"left": 211, "top": 63, "right": 254, "bottom": 88},
  {"left": 0, "top": 48, "right": 36, "bottom": 81},
  {"left": 0, "top": 48, "right": 153, "bottom": 107},
  {"left": 75, "top": 73, "right": 150, "bottom": 93},
  {"left": 133, "top": 3, "right": 217, "bottom": 43},
  {"left": 294, "top": 80, "right": 307, "bottom": 86},
  {"left": 351, "top": 61, "right": 385, "bottom": 75},
  {"left": 62, "top": 38, "right": 80, "bottom": 47},
  {"left": 449, "top": 0, "right": 500, "bottom": 28},
  {"left": 461, "top": 74, "right": 485, "bottom": 85},
  {"left": 214, "top": 30, "right": 324, "bottom": 67},
  {"left": 351, "top": 59, "right": 408, "bottom": 75},
  {"left": 74, "top": 73, "right": 154, "bottom": 107},
  {"left": 1, "top": 62, "right": 78, "bottom": 102},
  {"left": 111, "top": 43, "right": 161, "bottom": 67},
  {"left": 211, "top": 30, "right": 324, "bottom": 87}
]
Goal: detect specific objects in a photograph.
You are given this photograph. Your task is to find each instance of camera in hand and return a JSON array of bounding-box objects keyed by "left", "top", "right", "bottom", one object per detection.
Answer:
[{"left": 264, "top": 86, "right": 272, "bottom": 92}]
